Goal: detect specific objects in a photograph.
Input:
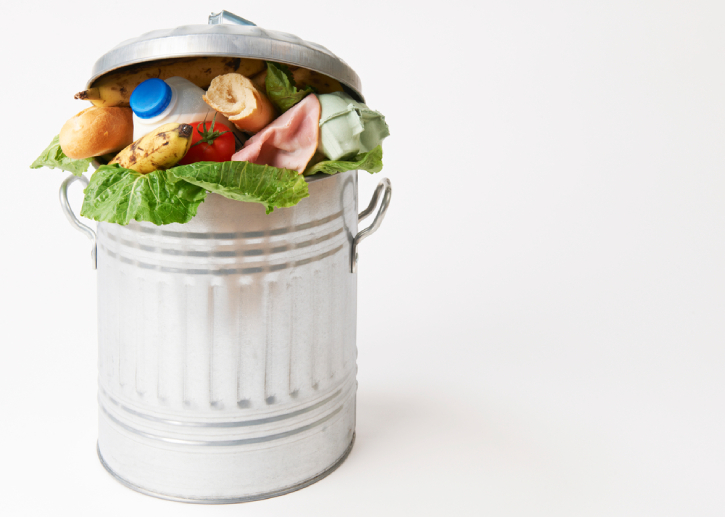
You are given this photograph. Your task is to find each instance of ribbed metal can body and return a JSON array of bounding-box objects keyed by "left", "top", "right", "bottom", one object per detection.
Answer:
[{"left": 95, "top": 171, "right": 358, "bottom": 502}]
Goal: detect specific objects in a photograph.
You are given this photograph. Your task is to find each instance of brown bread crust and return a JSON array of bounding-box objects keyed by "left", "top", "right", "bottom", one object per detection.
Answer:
[
  {"left": 203, "top": 74, "right": 275, "bottom": 133},
  {"left": 59, "top": 107, "right": 134, "bottom": 159}
]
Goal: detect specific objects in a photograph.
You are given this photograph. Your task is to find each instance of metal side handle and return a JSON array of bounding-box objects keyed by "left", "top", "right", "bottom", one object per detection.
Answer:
[
  {"left": 352, "top": 178, "right": 392, "bottom": 273},
  {"left": 59, "top": 175, "right": 97, "bottom": 270}
]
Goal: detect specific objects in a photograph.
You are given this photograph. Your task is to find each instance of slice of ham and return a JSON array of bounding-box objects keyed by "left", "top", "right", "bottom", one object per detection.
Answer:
[{"left": 232, "top": 94, "right": 321, "bottom": 174}]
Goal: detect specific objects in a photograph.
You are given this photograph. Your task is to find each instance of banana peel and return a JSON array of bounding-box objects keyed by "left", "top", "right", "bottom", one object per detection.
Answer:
[
  {"left": 110, "top": 123, "right": 193, "bottom": 174},
  {"left": 75, "top": 57, "right": 265, "bottom": 108},
  {"left": 292, "top": 67, "right": 344, "bottom": 94}
]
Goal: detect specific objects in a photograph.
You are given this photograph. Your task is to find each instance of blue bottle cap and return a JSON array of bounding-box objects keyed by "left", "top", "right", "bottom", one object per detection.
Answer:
[{"left": 130, "top": 78, "right": 172, "bottom": 119}]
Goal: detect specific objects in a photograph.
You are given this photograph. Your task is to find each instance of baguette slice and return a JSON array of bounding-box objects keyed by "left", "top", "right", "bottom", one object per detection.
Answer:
[{"left": 202, "top": 74, "right": 275, "bottom": 133}]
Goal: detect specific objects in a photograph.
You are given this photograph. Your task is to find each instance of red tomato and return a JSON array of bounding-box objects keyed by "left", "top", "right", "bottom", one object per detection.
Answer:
[{"left": 178, "top": 120, "right": 235, "bottom": 165}]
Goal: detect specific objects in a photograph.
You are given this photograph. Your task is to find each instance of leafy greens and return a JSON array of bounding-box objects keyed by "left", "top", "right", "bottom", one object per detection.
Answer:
[
  {"left": 305, "top": 146, "right": 383, "bottom": 176},
  {"left": 80, "top": 160, "right": 310, "bottom": 225},
  {"left": 265, "top": 62, "right": 314, "bottom": 113},
  {"left": 80, "top": 165, "right": 207, "bottom": 225},
  {"left": 169, "top": 161, "right": 309, "bottom": 214},
  {"left": 30, "top": 135, "right": 92, "bottom": 176},
  {"left": 34, "top": 64, "right": 385, "bottom": 227}
]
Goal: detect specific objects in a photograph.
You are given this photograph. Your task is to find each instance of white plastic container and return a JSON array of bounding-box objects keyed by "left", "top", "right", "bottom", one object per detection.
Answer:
[{"left": 131, "top": 76, "right": 233, "bottom": 140}]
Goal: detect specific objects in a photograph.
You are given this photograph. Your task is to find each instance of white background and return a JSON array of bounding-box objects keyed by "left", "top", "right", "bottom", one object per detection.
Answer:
[{"left": 2, "top": 1, "right": 724, "bottom": 515}]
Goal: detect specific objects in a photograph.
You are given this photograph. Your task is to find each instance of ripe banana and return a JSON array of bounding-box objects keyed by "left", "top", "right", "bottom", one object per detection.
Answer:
[
  {"left": 110, "top": 123, "right": 193, "bottom": 174},
  {"left": 291, "top": 67, "right": 344, "bottom": 94},
  {"left": 75, "top": 57, "right": 266, "bottom": 107}
]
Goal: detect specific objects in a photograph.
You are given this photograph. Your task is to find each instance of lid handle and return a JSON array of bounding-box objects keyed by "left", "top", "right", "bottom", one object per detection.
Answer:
[{"left": 208, "top": 11, "right": 256, "bottom": 26}]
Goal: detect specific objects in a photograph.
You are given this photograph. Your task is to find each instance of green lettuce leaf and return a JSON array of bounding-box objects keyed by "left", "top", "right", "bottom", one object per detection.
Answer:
[
  {"left": 168, "top": 161, "right": 309, "bottom": 214},
  {"left": 304, "top": 145, "right": 384, "bottom": 176},
  {"left": 80, "top": 164, "right": 207, "bottom": 225},
  {"left": 30, "top": 135, "right": 93, "bottom": 176},
  {"left": 265, "top": 62, "right": 314, "bottom": 113}
]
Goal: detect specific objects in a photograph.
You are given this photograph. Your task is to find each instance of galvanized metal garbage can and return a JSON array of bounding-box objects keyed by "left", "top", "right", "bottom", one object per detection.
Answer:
[{"left": 59, "top": 11, "right": 391, "bottom": 504}]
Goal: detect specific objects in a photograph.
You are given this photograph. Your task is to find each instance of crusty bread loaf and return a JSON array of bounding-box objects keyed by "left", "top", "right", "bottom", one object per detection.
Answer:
[
  {"left": 202, "top": 74, "right": 275, "bottom": 133},
  {"left": 59, "top": 107, "right": 134, "bottom": 159}
]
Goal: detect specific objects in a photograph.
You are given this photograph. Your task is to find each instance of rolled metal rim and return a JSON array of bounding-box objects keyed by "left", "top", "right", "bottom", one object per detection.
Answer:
[{"left": 97, "top": 433, "right": 356, "bottom": 504}]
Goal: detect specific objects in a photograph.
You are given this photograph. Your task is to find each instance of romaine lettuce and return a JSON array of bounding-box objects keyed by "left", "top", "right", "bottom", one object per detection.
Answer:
[
  {"left": 30, "top": 135, "right": 92, "bottom": 176},
  {"left": 304, "top": 145, "right": 383, "bottom": 176},
  {"left": 80, "top": 164, "right": 207, "bottom": 225},
  {"left": 168, "top": 160, "right": 309, "bottom": 214},
  {"left": 80, "top": 159, "right": 309, "bottom": 225}
]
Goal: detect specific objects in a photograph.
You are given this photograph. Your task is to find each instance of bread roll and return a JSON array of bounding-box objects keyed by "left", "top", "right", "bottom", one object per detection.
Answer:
[
  {"left": 59, "top": 107, "right": 133, "bottom": 159},
  {"left": 203, "top": 74, "right": 275, "bottom": 133}
]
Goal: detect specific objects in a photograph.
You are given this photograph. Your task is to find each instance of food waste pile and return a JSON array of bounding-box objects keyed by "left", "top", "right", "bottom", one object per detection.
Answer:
[{"left": 31, "top": 57, "right": 389, "bottom": 225}]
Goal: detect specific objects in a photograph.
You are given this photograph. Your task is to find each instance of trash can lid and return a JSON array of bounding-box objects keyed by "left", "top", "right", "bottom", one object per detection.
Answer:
[{"left": 87, "top": 10, "right": 363, "bottom": 101}]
